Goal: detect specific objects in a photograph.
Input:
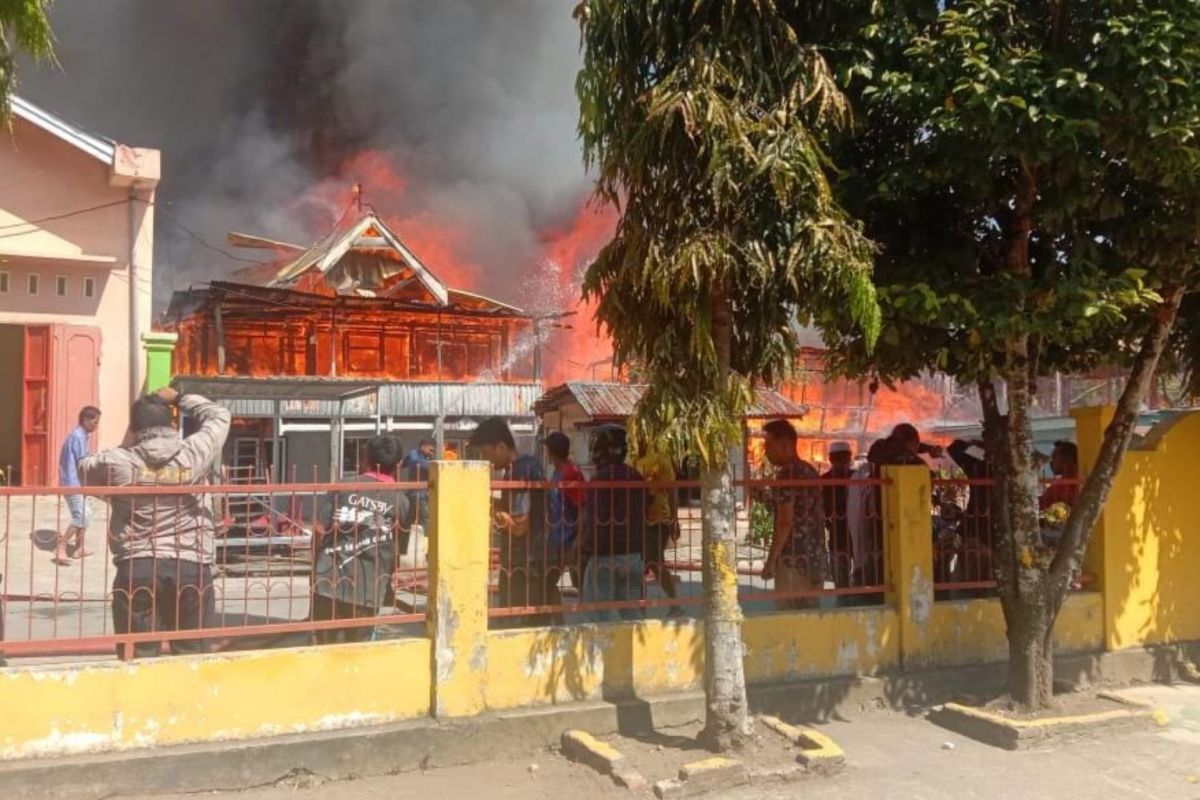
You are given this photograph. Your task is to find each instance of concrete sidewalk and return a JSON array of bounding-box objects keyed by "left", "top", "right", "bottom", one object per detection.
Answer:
[{"left": 121, "top": 683, "right": 1200, "bottom": 800}]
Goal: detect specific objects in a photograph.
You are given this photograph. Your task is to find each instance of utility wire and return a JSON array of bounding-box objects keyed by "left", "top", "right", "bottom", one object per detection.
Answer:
[
  {"left": 153, "top": 205, "right": 269, "bottom": 265},
  {"left": 0, "top": 198, "right": 132, "bottom": 235},
  {"left": 0, "top": 196, "right": 271, "bottom": 265}
]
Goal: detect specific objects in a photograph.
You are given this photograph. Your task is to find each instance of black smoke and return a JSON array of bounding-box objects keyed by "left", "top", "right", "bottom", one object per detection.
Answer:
[{"left": 20, "top": 0, "right": 589, "bottom": 308}]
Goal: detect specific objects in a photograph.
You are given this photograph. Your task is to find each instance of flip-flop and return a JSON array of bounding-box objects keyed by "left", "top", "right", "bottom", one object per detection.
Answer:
[
  {"left": 52, "top": 555, "right": 72, "bottom": 567},
  {"left": 71, "top": 550, "right": 93, "bottom": 560}
]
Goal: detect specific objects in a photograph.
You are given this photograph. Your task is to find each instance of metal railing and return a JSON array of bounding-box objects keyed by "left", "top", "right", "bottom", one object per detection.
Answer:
[
  {"left": 931, "top": 476, "right": 1085, "bottom": 593},
  {"left": 0, "top": 479, "right": 427, "bottom": 661},
  {"left": 486, "top": 477, "right": 889, "bottom": 627}
]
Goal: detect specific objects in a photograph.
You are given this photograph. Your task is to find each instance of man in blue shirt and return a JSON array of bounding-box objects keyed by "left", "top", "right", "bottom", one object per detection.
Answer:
[
  {"left": 55, "top": 406, "right": 101, "bottom": 565},
  {"left": 400, "top": 438, "right": 436, "bottom": 531}
]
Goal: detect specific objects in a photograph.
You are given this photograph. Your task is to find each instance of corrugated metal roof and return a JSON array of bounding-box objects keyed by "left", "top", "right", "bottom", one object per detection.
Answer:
[
  {"left": 380, "top": 382, "right": 541, "bottom": 418},
  {"left": 536, "top": 382, "right": 805, "bottom": 420},
  {"left": 175, "top": 376, "right": 540, "bottom": 419},
  {"left": 12, "top": 96, "right": 116, "bottom": 165}
]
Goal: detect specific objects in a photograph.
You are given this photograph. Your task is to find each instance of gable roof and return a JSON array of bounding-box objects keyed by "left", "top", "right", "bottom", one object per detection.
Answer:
[
  {"left": 11, "top": 96, "right": 116, "bottom": 165},
  {"left": 262, "top": 212, "right": 450, "bottom": 306}
]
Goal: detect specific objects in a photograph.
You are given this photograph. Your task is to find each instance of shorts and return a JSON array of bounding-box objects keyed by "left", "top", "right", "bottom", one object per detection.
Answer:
[{"left": 66, "top": 494, "right": 90, "bottom": 528}]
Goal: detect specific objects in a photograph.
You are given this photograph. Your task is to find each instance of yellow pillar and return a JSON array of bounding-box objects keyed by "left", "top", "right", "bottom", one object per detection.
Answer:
[
  {"left": 883, "top": 465, "right": 934, "bottom": 668},
  {"left": 1070, "top": 405, "right": 1114, "bottom": 591},
  {"left": 426, "top": 460, "right": 492, "bottom": 717}
]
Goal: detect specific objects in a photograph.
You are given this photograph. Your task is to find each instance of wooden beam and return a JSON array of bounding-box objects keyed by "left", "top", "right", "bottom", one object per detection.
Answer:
[{"left": 214, "top": 301, "right": 227, "bottom": 375}]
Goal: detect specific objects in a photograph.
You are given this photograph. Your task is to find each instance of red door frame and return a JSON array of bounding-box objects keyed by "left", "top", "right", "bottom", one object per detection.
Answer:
[
  {"left": 20, "top": 324, "right": 101, "bottom": 487},
  {"left": 21, "top": 325, "right": 53, "bottom": 486}
]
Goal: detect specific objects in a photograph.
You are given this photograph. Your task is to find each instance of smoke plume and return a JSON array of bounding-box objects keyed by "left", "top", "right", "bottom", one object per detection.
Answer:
[{"left": 19, "top": 0, "right": 592, "bottom": 311}]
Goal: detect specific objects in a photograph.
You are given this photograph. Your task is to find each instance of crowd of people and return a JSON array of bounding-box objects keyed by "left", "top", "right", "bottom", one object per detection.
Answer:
[{"left": 30, "top": 387, "right": 1085, "bottom": 659}]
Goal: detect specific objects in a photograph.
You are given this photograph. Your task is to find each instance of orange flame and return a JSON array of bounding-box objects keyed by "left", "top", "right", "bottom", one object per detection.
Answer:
[
  {"left": 290, "top": 150, "right": 484, "bottom": 291},
  {"left": 536, "top": 201, "right": 618, "bottom": 385}
]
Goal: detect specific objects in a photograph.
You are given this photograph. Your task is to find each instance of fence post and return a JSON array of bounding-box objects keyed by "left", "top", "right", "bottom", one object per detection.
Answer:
[
  {"left": 141, "top": 331, "right": 178, "bottom": 393},
  {"left": 1070, "top": 405, "right": 1126, "bottom": 650},
  {"left": 426, "top": 459, "right": 492, "bottom": 718},
  {"left": 1069, "top": 405, "right": 1115, "bottom": 594},
  {"left": 883, "top": 465, "right": 934, "bottom": 669}
]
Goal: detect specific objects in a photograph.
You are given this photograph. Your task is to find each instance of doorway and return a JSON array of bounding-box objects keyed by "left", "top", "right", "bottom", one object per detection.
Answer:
[{"left": 0, "top": 325, "right": 22, "bottom": 483}]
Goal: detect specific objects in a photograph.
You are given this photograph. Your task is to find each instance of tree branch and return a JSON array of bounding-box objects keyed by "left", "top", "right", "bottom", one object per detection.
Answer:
[{"left": 1049, "top": 283, "right": 1187, "bottom": 595}]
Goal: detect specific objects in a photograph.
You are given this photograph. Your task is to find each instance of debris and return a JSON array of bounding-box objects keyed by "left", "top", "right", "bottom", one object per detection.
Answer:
[
  {"left": 528, "top": 763, "right": 539, "bottom": 774},
  {"left": 942, "top": 742, "right": 956, "bottom": 751}
]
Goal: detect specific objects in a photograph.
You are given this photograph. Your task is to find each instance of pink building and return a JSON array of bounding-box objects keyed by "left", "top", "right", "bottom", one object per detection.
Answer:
[{"left": 0, "top": 97, "right": 160, "bottom": 485}]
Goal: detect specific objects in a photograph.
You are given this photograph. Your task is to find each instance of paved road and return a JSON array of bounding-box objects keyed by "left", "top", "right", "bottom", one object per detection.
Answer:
[{"left": 126, "top": 683, "right": 1200, "bottom": 800}]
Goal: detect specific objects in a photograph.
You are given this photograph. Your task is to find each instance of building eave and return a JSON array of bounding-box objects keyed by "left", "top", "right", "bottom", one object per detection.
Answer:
[{"left": 11, "top": 95, "right": 116, "bottom": 165}]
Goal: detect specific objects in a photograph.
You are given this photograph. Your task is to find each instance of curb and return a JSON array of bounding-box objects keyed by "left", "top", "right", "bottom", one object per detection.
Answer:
[
  {"left": 760, "top": 715, "right": 846, "bottom": 775},
  {"left": 561, "top": 730, "right": 648, "bottom": 792},
  {"left": 929, "top": 691, "right": 1164, "bottom": 750},
  {"left": 654, "top": 757, "right": 748, "bottom": 799}
]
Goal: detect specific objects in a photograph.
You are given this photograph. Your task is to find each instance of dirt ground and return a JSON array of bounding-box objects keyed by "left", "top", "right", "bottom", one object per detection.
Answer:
[
  {"left": 597, "top": 718, "right": 800, "bottom": 785},
  {"left": 982, "top": 690, "right": 1137, "bottom": 720},
  {"left": 121, "top": 683, "right": 1200, "bottom": 800}
]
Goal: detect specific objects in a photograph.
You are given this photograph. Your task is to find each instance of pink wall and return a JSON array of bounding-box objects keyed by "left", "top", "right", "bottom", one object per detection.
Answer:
[{"left": 0, "top": 113, "right": 158, "bottom": 456}]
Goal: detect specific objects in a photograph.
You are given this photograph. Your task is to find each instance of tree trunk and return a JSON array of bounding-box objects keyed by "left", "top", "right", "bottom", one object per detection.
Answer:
[
  {"left": 700, "top": 287, "right": 749, "bottom": 752},
  {"left": 995, "top": 359, "right": 1055, "bottom": 709},
  {"left": 700, "top": 465, "right": 750, "bottom": 751},
  {"left": 996, "top": 164, "right": 1057, "bottom": 709},
  {"left": 1007, "top": 603, "right": 1055, "bottom": 709}
]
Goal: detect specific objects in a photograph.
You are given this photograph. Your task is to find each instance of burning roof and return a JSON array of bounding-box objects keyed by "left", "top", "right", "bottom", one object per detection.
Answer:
[{"left": 220, "top": 211, "right": 521, "bottom": 315}]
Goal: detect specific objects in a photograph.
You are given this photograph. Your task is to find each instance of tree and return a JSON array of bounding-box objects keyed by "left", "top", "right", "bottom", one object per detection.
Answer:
[
  {"left": 574, "top": 0, "right": 880, "bottom": 749},
  {"left": 820, "top": 1, "right": 1200, "bottom": 708},
  {"left": 0, "top": 0, "right": 55, "bottom": 122}
]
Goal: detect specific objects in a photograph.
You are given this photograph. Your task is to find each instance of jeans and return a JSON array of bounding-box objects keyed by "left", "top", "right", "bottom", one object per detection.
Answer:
[{"left": 582, "top": 553, "right": 645, "bottom": 623}]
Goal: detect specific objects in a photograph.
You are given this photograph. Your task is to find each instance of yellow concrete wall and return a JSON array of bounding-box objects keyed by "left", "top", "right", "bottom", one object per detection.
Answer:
[
  {"left": 484, "top": 620, "right": 703, "bottom": 710},
  {"left": 483, "top": 608, "right": 899, "bottom": 712},
  {"left": 926, "top": 593, "right": 1104, "bottom": 666},
  {"left": 0, "top": 639, "right": 430, "bottom": 760},
  {"left": 742, "top": 608, "right": 899, "bottom": 683},
  {"left": 1086, "top": 411, "right": 1200, "bottom": 649}
]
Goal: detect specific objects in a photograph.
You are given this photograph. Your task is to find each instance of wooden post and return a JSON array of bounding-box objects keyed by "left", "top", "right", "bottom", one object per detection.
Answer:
[{"left": 214, "top": 301, "right": 227, "bottom": 375}]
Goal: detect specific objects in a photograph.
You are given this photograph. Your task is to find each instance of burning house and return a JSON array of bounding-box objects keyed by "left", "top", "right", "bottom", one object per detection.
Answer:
[{"left": 164, "top": 211, "right": 540, "bottom": 481}]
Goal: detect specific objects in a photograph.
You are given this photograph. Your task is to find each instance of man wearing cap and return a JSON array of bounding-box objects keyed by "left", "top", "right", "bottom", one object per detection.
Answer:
[{"left": 822, "top": 441, "right": 855, "bottom": 589}]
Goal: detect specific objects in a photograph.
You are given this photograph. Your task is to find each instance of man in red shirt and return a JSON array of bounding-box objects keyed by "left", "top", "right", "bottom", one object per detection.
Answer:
[{"left": 1040, "top": 440, "right": 1079, "bottom": 511}]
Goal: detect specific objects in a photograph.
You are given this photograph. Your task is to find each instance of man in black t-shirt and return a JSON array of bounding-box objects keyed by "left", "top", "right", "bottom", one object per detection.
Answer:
[{"left": 311, "top": 436, "right": 410, "bottom": 644}]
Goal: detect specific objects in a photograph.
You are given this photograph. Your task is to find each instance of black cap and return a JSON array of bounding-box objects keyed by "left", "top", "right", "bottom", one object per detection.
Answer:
[
  {"left": 543, "top": 431, "right": 570, "bottom": 450},
  {"left": 468, "top": 417, "right": 515, "bottom": 449}
]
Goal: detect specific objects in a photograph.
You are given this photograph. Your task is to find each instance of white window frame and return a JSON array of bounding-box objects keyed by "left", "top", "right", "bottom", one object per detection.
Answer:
[
  {"left": 55, "top": 275, "right": 68, "bottom": 297},
  {"left": 27, "top": 274, "right": 39, "bottom": 296},
  {"left": 83, "top": 277, "right": 96, "bottom": 298}
]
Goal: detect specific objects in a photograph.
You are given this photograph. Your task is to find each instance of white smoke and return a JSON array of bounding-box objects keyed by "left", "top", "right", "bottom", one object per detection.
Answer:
[{"left": 19, "top": 0, "right": 590, "bottom": 308}]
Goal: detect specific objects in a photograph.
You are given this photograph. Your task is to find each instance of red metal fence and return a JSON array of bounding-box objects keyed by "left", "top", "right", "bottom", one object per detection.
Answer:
[
  {"left": 0, "top": 480, "right": 427, "bottom": 661},
  {"left": 931, "top": 476, "right": 1084, "bottom": 593},
  {"left": 0, "top": 470, "right": 1092, "bottom": 662},
  {"left": 486, "top": 477, "right": 889, "bottom": 626}
]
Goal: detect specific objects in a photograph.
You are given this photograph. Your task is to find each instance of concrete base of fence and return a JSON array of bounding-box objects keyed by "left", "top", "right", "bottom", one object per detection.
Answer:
[{"left": 1, "top": 644, "right": 1196, "bottom": 800}]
